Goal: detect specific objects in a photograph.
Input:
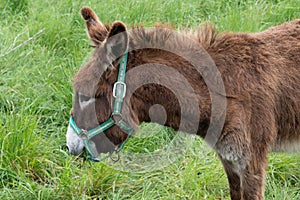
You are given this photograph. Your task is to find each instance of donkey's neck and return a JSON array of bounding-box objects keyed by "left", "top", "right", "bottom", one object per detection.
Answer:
[{"left": 126, "top": 49, "right": 211, "bottom": 137}]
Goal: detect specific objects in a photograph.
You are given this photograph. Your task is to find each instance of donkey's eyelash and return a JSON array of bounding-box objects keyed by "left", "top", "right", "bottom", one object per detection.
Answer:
[{"left": 89, "top": 45, "right": 96, "bottom": 48}]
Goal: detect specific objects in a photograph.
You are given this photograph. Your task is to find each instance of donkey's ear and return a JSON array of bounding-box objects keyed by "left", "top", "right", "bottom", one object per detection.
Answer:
[
  {"left": 105, "top": 21, "right": 128, "bottom": 62},
  {"left": 81, "top": 6, "right": 108, "bottom": 45}
]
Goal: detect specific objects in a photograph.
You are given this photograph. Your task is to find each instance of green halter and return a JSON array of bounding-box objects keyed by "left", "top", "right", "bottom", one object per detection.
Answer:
[{"left": 69, "top": 52, "right": 133, "bottom": 161}]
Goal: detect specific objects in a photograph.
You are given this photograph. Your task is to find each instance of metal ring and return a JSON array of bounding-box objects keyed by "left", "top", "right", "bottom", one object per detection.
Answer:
[{"left": 109, "top": 150, "right": 120, "bottom": 162}]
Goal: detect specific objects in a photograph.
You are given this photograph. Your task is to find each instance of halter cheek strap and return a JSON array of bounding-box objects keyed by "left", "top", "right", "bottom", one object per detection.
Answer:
[{"left": 69, "top": 52, "right": 134, "bottom": 161}]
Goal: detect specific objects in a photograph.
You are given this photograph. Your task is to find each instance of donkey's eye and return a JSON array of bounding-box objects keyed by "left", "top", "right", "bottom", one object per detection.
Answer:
[
  {"left": 79, "top": 93, "right": 91, "bottom": 102},
  {"left": 78, "top": 93, "right": 96, "bottom": 110}
]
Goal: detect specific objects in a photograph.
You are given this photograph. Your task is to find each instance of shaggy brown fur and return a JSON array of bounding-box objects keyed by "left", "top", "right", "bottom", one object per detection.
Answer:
[{"left": 71, "top": 6, "right": 300, "bottom": 200}]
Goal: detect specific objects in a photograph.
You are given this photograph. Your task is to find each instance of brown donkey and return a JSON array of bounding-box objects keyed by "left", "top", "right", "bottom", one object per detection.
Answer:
[{"left": 66, "top": 6, "right": 300, "bottom": 200}]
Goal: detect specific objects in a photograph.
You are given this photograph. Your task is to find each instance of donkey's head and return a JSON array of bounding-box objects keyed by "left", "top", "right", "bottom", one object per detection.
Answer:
[{"left": 66, "top": 7, "right": 131, "bottom": 158}]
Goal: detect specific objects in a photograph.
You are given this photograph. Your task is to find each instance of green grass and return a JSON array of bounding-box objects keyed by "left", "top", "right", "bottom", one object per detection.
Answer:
[{"left": 0, "top": 0, "right": 300, "bottom": 199}]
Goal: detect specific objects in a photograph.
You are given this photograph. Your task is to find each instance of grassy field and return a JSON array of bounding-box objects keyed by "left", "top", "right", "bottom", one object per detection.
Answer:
[{"left": 0, "top": 0, "right": 300, "bottom": 199}]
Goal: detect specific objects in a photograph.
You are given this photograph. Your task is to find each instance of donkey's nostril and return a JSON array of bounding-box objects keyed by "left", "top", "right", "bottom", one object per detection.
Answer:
[
  {"left": 65, "top": 145, "right": 70, "bottom": 152},
  {"left": 61, "top": 145, "right": 69, "bottom": 152}
]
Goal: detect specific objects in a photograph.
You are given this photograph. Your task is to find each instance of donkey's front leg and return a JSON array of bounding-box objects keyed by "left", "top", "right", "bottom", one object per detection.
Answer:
[
  {"left": 240, "top": 147, "right": 268, "bottom": 200},
  {"left": 216, "top": 128, "right": 248, "bottom": 200},
  {"left": 219, "top": 155, "right": 241, "bottom": 200},
  {"left": 217, "top": 132, "right": 268, "bottom": 200},
  {"left": 219, "top": 155, "right": 242, "bottom": 200}
]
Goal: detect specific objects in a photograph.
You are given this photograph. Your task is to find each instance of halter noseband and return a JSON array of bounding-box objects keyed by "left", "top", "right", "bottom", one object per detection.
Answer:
[{"left": 69, "top": 52, "right": 133, "bottom": 161}]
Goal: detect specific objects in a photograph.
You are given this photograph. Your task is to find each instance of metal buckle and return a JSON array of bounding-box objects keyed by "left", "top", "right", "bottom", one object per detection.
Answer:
[
  {"left": 112, "top": 81, "right": 126, "bottom": 98},
  {"left": 79, "top": 129, "right": 88, "bottom": 140}
]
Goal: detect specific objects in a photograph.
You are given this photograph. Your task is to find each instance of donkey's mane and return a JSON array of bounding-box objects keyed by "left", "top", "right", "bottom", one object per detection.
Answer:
[{"left": 129, "top": 23, "right": 222, "bottom": 52}]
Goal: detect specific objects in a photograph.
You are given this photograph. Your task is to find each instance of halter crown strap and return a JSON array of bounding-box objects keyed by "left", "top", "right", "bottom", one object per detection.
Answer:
[{"left": 112, "top": 52, "right": 128, "bottom": 116}]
